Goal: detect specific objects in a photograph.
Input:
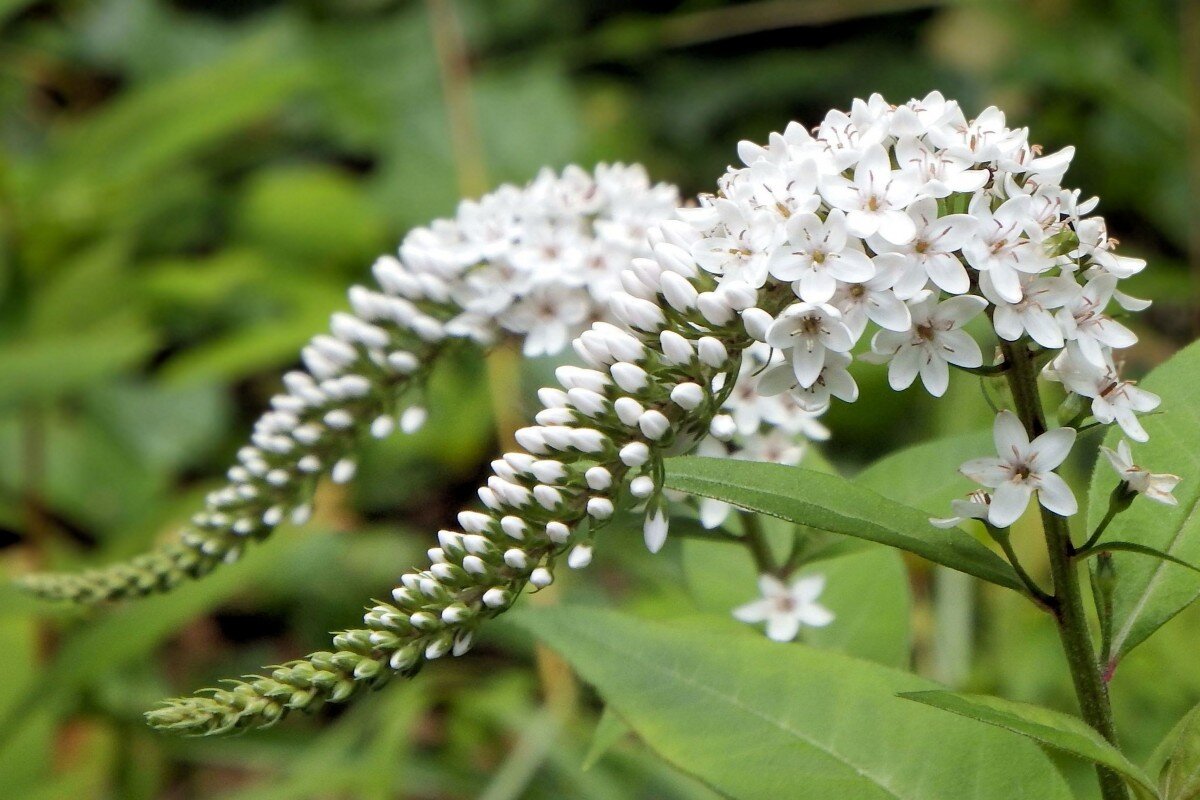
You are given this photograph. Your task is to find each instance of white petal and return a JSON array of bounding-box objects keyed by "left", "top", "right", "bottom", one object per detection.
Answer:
[
  {"left": 766, "top": 613, "right": 802, "bottom": 642},
  {"left": 993, "top": 410, "right": 1030, "bottom": 455},
  {"left": 925, "top": 253, "right": 970, "bottom": 295},
  {"left": 887, "top": 346, "right": 922, "bottom": 391},
  {"left": 797, "top": 603, "right": 835, "bottom": 628},
  {"left": 867, "top": 291, "right": 913, "bottom": 332},
  {"left": 1036, "top": 472, "right": 1078, "bottom": 518},
  {"left": 1028, "top": 427, "right": 1076, "bottom": 471},
  {"left": 732, "top": 599, "right": 772, "bottom": 624},
  {"left": 791, "top": 574, "right": 826, "bottom": 603},
  {"left": 877, "top": 210, "right": 917, "bottom": 245},
  {"left": 919, "top": 351, "right": 950, "bottom": 396},
  {"left": 990, "top": 481, "right": 1033, "bottom": 528},
  {"left": 937, "top": 329, "right": 983, "bottom": 368},
  {"left": 960, "top": 458, "right": 1010, "bottom": 488}
]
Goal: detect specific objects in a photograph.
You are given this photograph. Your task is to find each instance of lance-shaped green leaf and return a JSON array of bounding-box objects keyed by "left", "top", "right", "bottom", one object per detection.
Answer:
[
  {"left": 664, "top": 456, "right": 1021, "bottom": 590},
  {"left": 901, "top": 690, "right": 1159, "bottom": 799},
  {"left": 1149, "top": 703, "right": 1200, "bottom": 800},
  {"left": 515, "top": 606, "right": 1072, "bottom": 800},
  {"left": 1085, "top": 341, "right": 1200, "bottom": 662}
]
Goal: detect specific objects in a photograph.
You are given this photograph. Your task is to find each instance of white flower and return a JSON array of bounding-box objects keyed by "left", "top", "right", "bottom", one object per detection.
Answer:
[
  {"left": 893, "top": 135, "right": 989, "bottom": 199},
  {"left": 1100, "top": 440, "right": 1180, "bottom": 506},
  {"left": 930, "top": 490, "right": 993, "bottom": 528},
  {"left": 765, "top": 303, "right": 856, "bottom": 388},
  {"left": 768, "top": 209, "right": 876, "bottom": 303},
  {"left": 831, "top": 258, "right": 913, "bottom": 340},
  {"left": 961, "top": 410, "right": 1078, "bottom": 527},
  {"left": 1057, "top": 274, "right": 1138, "bottom": 367},
  {"left": 961, "top": 194, "right": 1051, "bottom": 304},
  {"left": 1046, "top": 348, "right": 1160, "bottom": 442},
  {"left": 690, "top": 199, "right": 780, "bottom": 288},
  {"left": 758, "top": 350, "right": 859, "bottom": 412},
  {"left": 871, "top": 197, "right": 978, "bottom": 297},
  {"left": 981, "top": 273, "right": 1077, "bottom": 349},
  {"left": 869, "top": 293, "right": 986, "bottom": 397},
  {"left": 733, "top": 574, "right": 834, "bottom": 642},
  {"left": 818, "top": 144, "right": 919, "bottom": 244}
]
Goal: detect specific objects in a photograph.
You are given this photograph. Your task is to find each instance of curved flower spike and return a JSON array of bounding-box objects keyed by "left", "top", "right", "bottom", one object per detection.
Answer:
[{"left": 18, "top": 165, "right": 680, "bottom": 604}]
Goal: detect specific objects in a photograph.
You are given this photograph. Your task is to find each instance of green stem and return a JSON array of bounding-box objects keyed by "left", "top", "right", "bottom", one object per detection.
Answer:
[
  {"left": 740, "top": 512, "right": 779, "bottom": 577},
  {"left": 1000, "top": 340, "right": 1129, "bottom": 800},
  {"left": 1080, "top": 503, "right": 1120, "bottom": 554},
  {"left": 991, "top": 529, "right": 1054, "bottom": 609}
]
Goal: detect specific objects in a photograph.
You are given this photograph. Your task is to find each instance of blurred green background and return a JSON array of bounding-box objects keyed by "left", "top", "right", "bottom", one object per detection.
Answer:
[{"left": 0, "top": 0, "right": 1195, "bottom": 797}]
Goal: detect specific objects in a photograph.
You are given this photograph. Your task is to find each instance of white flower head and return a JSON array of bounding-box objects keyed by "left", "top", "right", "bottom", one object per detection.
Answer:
[
  {"left": 765, "top": 302, "right": 856, "bottom": 388},
  {"left": 1100, "top": 440, "right": 1180, "bottom": 506},
  {"left": 768, "top": 209, "right": 876, "bottom": 303},
  {"left": 819, "top": 144, "right": 919, "bottom": 244},
  {"left": 961, "top": 410, "right": 1078, "bottom": 527},
  {"left": 869, "top": 293, "right": 986, "bottom": 397},
  {"left": 733, "top": 573, "right": 834, "bottom": 642}
]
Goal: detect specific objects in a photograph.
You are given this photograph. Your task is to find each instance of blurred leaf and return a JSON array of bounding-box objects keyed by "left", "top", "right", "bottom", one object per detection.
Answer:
[
  {"left": 683, "top": 541, "right": 911, "bottom": 668},
  {"left": 902, "top": 690, "right": 1158, "bottom": 799},
  {"left": 1150, "top": 702, "right": 1200, "bottom": 800},
  {"left": 82, "top": 380, "right": 229, "bottom": 471},
  {"left": 1086, "top": 341, "right": 1200, "bottom": 661},
  {"left": 233, "top": 165, "right": 388, "bottom": 268},
  {"left": 28, "top": 28, "right": 312, "bottom": 217},
  {"left": 516, "top": 606, "right": 1073, "bottom": 799},
  {"left": 583, "top": 705, "right": 630, "bottom": 771},
  {"left": 855, "top": 429, "right": 992, "bottom": 514},
  {"left": 0, "top": 318, "right": 155, "bottom": 406},
  {"left": 664, "top": 456, "right": 1020, "bottom": 590}
]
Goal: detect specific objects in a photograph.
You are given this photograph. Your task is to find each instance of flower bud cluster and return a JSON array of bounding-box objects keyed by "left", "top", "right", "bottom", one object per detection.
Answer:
[
  {"left": 20, "top": 165, "right": 679, "bottom": 604},
  {"left": 147, "top": 212, "right": 794, "bottom": 733}
]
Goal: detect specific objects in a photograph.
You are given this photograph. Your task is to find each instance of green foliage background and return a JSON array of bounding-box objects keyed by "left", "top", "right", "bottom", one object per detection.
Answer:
[{"left": 0, "top": 0, "right": 1194, "bottom": 797}]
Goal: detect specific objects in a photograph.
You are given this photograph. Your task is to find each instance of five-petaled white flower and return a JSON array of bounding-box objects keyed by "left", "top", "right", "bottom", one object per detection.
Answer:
[
  {"left": 766, "top": 303, "right": 855, "bottom": 388},
  {"left": 871, "top": 197, "right": 978, "bottom": 298},
  {"left": 1100, "top": 440, "right": 1180, "bottom": 506},
  {"left": 733, "top": 573, "right": 834, "bottom": 642},
  {"left": 769, "top": 209, "right": 876, "bottom": 303},
  {"left": 961, "top": 411, "right": 1078, "bottom": 527},
  {"left": 869, "top": 293, "right": 987, "bottom": 397},
  {"left": 819, "top": 144, "right": 919, "bottom": 244}
]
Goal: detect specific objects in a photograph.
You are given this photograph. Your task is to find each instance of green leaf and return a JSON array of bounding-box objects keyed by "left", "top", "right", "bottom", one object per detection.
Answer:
[
  {"left": 583, "top": 706, "right": 631, "bottom": 770},
  {"left": 0, "top": 319, "right": 156, "bottom": 405},
  {"left": 1085, "top": 341, "right": 1200, "bottom": 661},
  {"left": 664, "top": 456, "right": 1020, "bottom": 590},
  {"left": 1075, "top": 542, "right": 1200, "bottom": 575},
  {"left": 855, "top": 430, "right": 992, "bottom": 515},
  {"left": 515, "top": 606, "right": 1072, "bottom": 799},
  {"left": 1150, "top": 703, "right": 1200, "bottom": 800},
  {"left": 901, "top": 690, "right": 1159, "bottom": 799}
]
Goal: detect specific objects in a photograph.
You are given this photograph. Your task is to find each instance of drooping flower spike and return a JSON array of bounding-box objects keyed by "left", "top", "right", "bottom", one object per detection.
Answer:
[
  {"left": 142, "top": 93, "right": 1168, "bottom": 734},
  {"left": 18, "top": 165, "right": 682, "bottom": 603}
]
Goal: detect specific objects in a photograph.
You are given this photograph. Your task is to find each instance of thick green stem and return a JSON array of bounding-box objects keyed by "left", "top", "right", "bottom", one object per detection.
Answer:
[{"left": 1000, "top": 340, "right": 1129, "bottom": 800}]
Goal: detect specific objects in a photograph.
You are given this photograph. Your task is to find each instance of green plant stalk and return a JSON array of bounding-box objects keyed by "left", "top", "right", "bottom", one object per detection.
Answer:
[{"left": 1000, "top": 339, "right": 1129, "bottom": 800}]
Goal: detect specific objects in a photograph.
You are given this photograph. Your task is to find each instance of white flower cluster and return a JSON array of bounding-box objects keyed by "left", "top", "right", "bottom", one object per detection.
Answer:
[
  {"left": 405, "top": 163, "right": 680, "bottom": 357},
  {"left": 666, "top": 92, "right": 1163, "bottom": 530}
]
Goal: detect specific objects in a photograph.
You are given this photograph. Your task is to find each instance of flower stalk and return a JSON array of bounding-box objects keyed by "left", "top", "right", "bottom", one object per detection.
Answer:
[{"left": 1000, "top": 338, "right": 1128, "bottom": 800}]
